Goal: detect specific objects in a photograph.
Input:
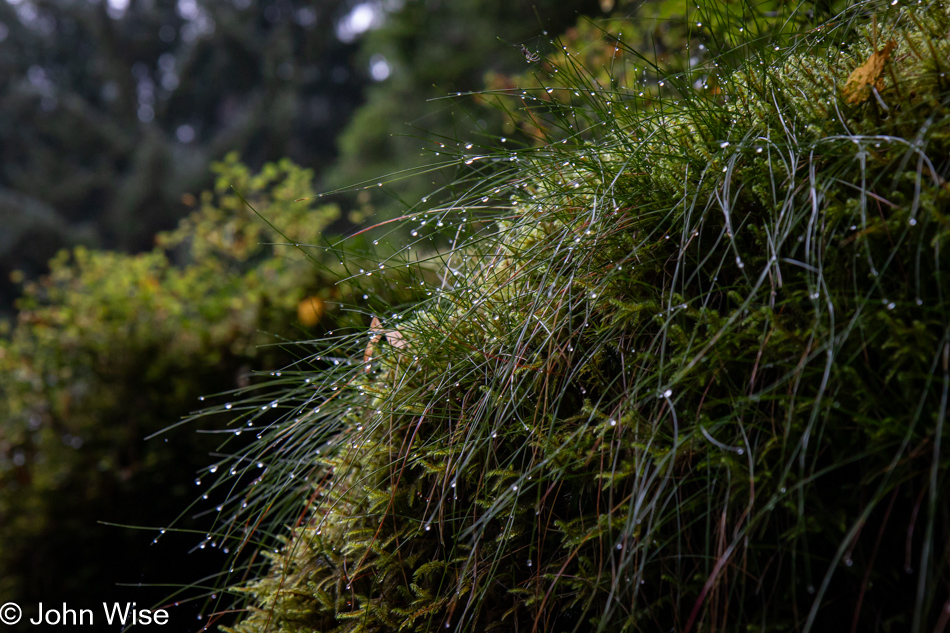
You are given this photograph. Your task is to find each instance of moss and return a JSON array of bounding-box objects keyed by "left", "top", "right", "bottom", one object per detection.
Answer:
[{"left": 214, "top": 3, "right": 950, "bottom": 632}]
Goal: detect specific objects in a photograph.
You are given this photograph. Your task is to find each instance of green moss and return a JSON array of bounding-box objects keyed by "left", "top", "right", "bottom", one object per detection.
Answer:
[{"left": 213, "top": 3, "right": 950, "bottom": 632}]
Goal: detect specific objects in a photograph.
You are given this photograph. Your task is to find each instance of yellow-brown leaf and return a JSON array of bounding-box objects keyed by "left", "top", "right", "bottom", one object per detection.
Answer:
[{"left": 842, "top": 40, "right": 896, "bottom": 104}]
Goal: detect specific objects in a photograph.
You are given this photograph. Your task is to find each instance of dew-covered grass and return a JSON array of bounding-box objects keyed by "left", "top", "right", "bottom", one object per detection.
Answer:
[{"left": 169, "top": 2, "right": 950, "bottom": 631}]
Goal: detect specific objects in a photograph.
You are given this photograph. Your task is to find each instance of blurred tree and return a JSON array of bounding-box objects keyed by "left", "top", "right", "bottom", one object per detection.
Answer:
[
  {"left": 0, "top": 0, "right": 363, "bottom": 313},
  {"left": 324, "top": 0, "right": 606, "bottom": 217}
]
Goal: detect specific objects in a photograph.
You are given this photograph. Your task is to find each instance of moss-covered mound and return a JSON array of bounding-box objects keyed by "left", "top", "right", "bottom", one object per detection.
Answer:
[{"left": 213, "top": 3, "right": 950, "bottom": 631}]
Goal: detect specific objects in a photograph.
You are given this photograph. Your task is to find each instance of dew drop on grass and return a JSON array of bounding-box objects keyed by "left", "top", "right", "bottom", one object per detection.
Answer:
[
  {"left": 224, "top": 403, "right": 232, "bottom": 409},
  {"left": 527, "top": 559, "right": 532, "bottom": 567}
]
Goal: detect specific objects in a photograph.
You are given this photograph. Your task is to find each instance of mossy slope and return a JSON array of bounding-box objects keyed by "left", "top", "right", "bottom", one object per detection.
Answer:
[{"left": 220, "top": 4, "right": 950, "bottom": 631}]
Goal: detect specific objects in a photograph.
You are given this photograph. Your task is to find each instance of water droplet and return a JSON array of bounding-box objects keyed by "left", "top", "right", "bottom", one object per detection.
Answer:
[
  {"left": 663, "top": 389, "right": 672, "bottom": 398},
  {"left": 527, "top": 559, "right": 532, "bottom": 567},
  {"left": 224, "top": 403, "right": 232, "bottom": 410}
]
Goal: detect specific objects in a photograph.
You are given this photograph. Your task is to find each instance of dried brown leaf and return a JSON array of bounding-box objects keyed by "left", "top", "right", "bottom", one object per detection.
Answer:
[
  {"left": 364, "top": 316, "right": 406, "bottom": 371},
  {"left": 842, "top": 39, "right": 896, "bottom": 104}
]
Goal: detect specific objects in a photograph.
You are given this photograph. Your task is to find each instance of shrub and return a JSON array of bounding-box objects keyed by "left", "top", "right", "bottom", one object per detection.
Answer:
[{"left": 0, "top": 155, "right": 344, "bottom": 623}]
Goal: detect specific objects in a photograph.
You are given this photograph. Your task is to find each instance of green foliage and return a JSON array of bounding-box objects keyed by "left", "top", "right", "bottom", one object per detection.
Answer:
[
  {"left": 0, "top": 155, "right": 341, "bottom": 617},
  {"left": 200, "top": 2, "right": 950, "bottom": 632}
]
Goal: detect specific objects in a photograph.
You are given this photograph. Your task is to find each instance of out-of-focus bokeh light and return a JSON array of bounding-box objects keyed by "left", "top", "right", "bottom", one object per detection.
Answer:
[{"left": 370, "top": 54, "right": 391, "bottom": 81}]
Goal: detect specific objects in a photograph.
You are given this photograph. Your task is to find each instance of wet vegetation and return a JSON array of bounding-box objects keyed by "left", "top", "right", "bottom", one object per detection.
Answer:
[
  {"left": 179, "top": 1, "right": 950, "bottom": 631},
  {"left": 4, "top": 0, "right": 950, "bottom": 631}
]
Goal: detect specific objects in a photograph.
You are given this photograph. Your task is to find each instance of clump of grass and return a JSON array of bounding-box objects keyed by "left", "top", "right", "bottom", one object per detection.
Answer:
[{"left": 186, "top": 1, "right": 950, "bottom": 631}]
